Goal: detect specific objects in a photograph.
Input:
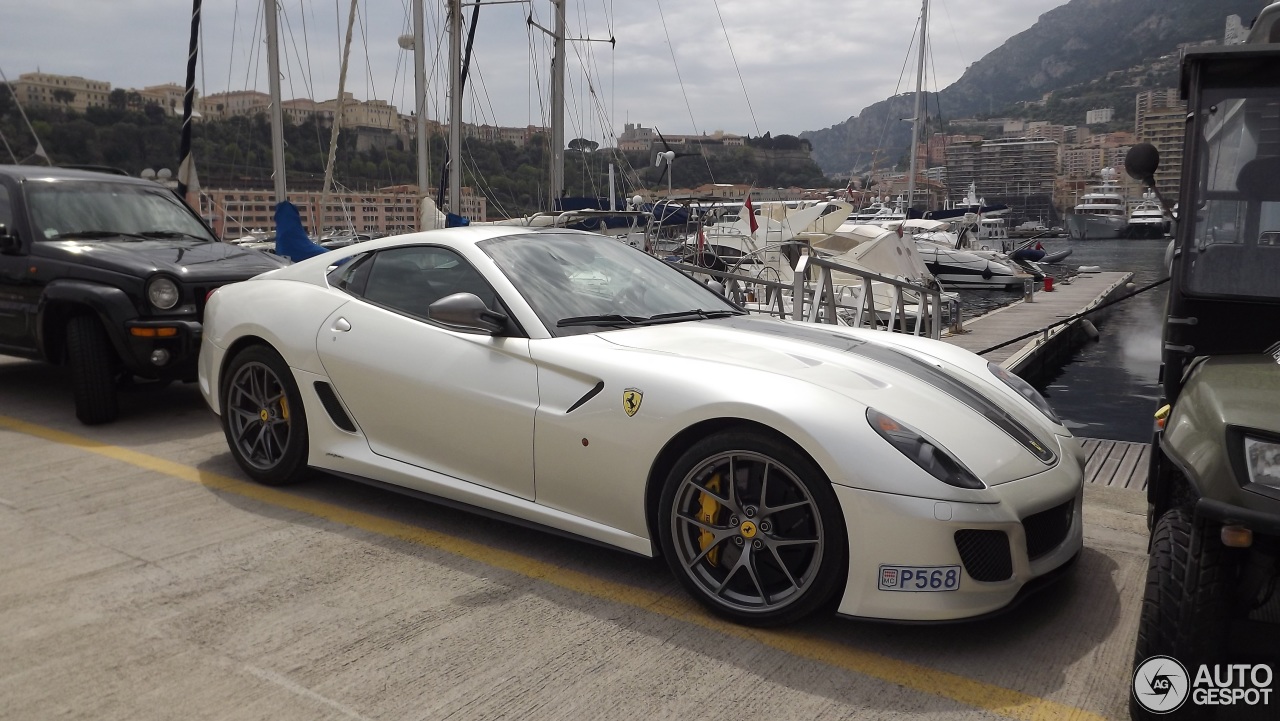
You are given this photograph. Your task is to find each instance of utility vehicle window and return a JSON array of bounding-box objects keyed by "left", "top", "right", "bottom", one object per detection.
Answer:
[
  {"left": 25, "top": 181, "right": 216, "bottom": 243},
  {"left": 1186, "top": 89, "right": 1280, "bottom": 300},
  {"left": 0, "top": 184, "right": 12, "bottom": 228}
]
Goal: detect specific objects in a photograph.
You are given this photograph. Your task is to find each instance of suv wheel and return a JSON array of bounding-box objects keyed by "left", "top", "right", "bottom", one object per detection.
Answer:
[
  {"left": 66, "top": 315, "right": 119, "bottom": 425},
  {"left": 1131, "top": 507, "right": 1232, "bottom": 720}
]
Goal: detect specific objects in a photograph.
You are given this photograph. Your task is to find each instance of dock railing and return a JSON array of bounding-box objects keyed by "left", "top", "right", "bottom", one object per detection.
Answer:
[{"left": 669, "top": 243, "right": 960, "bottom": 339}]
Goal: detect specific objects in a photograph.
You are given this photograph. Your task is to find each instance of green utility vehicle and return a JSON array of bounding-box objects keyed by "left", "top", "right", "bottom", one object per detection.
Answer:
[{"left": 1125, "top": 4, "right": 1280, "bottom": 717}]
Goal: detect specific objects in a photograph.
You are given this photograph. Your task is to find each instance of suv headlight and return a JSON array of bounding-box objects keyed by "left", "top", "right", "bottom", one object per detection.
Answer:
[
  {"left": 1244, "top": 436, "right": 1280, "bottom": 487},
  {"left": 867, "top": 408, "right": 985, "bottom": 489},
  {"left": 988, "top": 361, "right": 1061, "bottom": 424},
  {"left": 146, "top": 276, "right": 180, "bottom": 310}
]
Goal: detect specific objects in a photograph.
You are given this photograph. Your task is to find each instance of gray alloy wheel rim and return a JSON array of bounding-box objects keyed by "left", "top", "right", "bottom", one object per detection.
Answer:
[
  {"left": 670, "top": 450, "right": 824, "bottom": 614},
  {"left": 226, "top": 360, "right": 292, "bottom": 471}
]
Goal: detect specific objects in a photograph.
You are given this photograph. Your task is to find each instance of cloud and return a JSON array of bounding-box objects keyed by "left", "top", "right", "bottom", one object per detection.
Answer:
[{"left": 0, "top": 0, "right": 1066, "bottom": 141}]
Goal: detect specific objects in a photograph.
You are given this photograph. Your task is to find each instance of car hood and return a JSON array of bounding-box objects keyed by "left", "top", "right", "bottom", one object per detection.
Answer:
[
  {"left": 37, "top": 238, "right": 288, "bottom": 281},
  {"left": 598, "top": 315, "right": 1059, "bottom": 484},
  {"left": 1185, "top": 355, "right": 1280, "bottom": 434}
]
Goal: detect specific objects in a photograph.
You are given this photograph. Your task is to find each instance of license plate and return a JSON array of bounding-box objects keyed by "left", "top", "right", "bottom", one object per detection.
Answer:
[{"left": 877, "top": 564, "right": 961, "bottom": 592}]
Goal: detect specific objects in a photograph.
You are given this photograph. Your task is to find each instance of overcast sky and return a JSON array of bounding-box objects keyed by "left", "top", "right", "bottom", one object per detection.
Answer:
[{"left": 1, "top": 0, "right": 1067, "bottom": 141}]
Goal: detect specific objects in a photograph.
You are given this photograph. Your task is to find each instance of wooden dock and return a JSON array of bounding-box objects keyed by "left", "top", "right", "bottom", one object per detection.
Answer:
[
  {"left": 1079, "top": 437, "right": 1149, "bottom": 491},
  {"left": 943, "top": 270, "right": 1134, "bottom": 379}
]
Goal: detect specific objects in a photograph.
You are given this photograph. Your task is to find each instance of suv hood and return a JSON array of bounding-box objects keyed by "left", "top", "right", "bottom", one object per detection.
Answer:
[{"left": 38, "top": 238, "right": 288, "bottom": 281}]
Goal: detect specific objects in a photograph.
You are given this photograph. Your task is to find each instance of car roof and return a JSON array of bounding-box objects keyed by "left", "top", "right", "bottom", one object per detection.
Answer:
[{"left": 0, "top": 165, "right": 157, "bottom": 185}]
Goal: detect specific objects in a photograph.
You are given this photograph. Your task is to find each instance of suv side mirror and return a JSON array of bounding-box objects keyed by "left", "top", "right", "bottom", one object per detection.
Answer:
[
  {"left": 1125, "top": 143, "right": 1161, "bottom": 186},
  {"left": 0, "top": 224, "right": 20, "bottom": 255},
  {"left": 428, "top": 292, "right": 508, "bottom": 334}
]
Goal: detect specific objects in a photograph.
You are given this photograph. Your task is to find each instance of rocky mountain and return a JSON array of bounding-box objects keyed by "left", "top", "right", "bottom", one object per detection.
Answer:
[{"left": 802, "top": 0, "right": 1263, "bottom": 174}]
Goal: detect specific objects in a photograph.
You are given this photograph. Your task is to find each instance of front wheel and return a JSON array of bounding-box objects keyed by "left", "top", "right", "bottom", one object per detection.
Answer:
[
  {"left": 66, "top": 315, "right": 119, "bottom": 425},
  {"left": 658, "top": 431, "right": 847, "bottom": 626},
  {"left": 221, "top": 345, "right": 309, "bottom": 486}
]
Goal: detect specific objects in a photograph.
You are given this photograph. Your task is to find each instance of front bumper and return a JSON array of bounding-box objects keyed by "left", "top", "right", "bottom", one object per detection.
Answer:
[
  {"left": 833, "top": 446, "right": 1084, "bottom": 622},
  {"left": 120, "top": 319, "right": 203, "bottom": 380}
]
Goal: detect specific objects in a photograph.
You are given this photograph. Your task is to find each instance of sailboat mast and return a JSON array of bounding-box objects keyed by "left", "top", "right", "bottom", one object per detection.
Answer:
[
  {"left": 412, "top": 0, "right": 429, "bottom": 223},
  {"left": 550, "top": 0, "right": 566, "bottom": 206},
  {"left": 318, "top": 0, "right": 360, "bottom": 237},
  {"left": 176, "top": 0, "right": 201, "bottom": 204},
  {"left": 264, "top": 0, "right": 287, "bottom": 203},
  {"left": 448, "top": 0, "right": 462, "bottom": 214},
  {"left": 907, "top": 0, "right": 928, "bottom": 213}
]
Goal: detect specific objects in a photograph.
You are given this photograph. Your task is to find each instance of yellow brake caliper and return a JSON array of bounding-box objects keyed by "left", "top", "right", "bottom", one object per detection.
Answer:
[
  {"left": 697, "top": 474, "right": 722, "bottom": 566},
  {"left": 279, "top": 396, "right": 289, "bottom": 422}
]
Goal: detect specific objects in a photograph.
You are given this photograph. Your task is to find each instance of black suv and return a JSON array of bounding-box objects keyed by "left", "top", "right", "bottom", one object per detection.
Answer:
[{"left": 0, "top": 166, "right": 287, "bottom": 424}]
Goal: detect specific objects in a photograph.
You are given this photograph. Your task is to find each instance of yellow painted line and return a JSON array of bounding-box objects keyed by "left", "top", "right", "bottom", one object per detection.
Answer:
[{"left": 0, "top": 413, "right": 1106, "bottom": 721}]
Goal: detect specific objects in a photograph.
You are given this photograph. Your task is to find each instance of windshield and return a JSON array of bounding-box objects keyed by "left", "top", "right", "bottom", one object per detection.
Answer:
[
  {"left": 1185, "top": 85, "right": 1280, "bottom": 300},
  {"left": 26, "top": 180, "right": 216, "bottom": 242},
  {"left": 481, "top": 232, "right": 742, "bottom": 336}
]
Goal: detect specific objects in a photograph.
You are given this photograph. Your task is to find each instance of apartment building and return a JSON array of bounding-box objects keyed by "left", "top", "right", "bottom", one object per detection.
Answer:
[{"left": 944, "top": 137, "right": 1059, "bottom": 224}]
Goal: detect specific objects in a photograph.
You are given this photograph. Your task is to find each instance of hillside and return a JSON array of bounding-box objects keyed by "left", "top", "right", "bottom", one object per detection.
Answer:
[{"left": 802, "top": 0, "right": 1262, "bottom": 174}]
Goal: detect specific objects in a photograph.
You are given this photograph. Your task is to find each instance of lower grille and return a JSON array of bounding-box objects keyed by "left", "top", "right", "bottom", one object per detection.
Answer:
[
  {"left": 1023, "top": 500, "right": 1075, "bottom": 561},
  {"left": 954, "top": 530, "right": 1013, "bottom": 582}
]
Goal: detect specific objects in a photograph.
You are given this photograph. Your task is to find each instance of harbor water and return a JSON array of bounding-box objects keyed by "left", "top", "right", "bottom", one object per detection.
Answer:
[{"left": 969, "top": 237, "right": 1171, "bottom": 442}]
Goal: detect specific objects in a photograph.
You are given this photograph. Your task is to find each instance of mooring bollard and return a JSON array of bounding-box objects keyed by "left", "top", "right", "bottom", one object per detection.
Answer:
[{"left": 1023, "top": 277, "right": 1035, "bottom": 302}]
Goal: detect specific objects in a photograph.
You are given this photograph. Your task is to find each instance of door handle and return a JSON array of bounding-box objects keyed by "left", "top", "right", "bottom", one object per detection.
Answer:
[{"left": 332, "top": 317, "right": 352, "bottom": 332}]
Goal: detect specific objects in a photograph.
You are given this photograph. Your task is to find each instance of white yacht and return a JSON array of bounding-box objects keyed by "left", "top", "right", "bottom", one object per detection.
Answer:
[
  {"left": 1125, "top": 190, "right": 1170, "bottom": 238},
  {"left": 1067, "top": 168, "right": 1128, "bottom": 240}
]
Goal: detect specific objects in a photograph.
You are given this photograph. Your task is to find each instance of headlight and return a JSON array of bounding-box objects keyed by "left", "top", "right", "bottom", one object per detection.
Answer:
[
  {"left": 147, "top": 276, "right": 180, "bottom": 310},
  {"left": 867, "top": 408, "right": 985, "bottom": 489},
  {"left": 988, "top": 361, "right": 1060, "bottom": 424},
  {"left": 1244, "top": 436, "right": 1280, "bottom": 487}
]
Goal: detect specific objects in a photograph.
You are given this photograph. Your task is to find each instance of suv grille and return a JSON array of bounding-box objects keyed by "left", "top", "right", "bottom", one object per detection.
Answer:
[
  {"left": 1023, "top": 500, "right": 1074, "bottom": 561},
  {"left": 954, "top": 530, "right": 1013, "bottom": 582},
  {"left": 192, "top": 284, "right": 222, "bottom": 320}
]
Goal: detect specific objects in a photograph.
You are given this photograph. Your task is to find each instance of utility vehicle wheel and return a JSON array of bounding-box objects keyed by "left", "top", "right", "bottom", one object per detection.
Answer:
[
  {"left": 66, "top": 315, "right": 119, "bottom": 425},
  {"left": 658, "top": 430, "right": 847, "bottom": 626},
  {"left": 1131, "top": 508, "right": 1232, "bottom": 720},
  {"left": 221, "top": 345, "right": 309, "bottom": 486}
]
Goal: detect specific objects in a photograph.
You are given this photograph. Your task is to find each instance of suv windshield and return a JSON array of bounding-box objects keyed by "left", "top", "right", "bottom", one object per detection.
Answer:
[
  {"left": 481, "top": 232, "right": 742, "bottom": 336},
  {"left": 26, "top": 180, "right": 216, "bottom": 243},
  {"left": 1186, "top": 85, "right": 1280, "bottom": 300}
]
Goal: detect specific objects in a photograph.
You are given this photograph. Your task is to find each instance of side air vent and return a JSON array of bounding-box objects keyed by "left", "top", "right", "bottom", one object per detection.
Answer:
[{"left": 313, "top": 382, "right": 357, "bottom": 432}]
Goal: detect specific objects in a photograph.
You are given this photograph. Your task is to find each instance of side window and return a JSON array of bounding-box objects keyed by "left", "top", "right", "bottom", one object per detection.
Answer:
[
  {"left": 0, "top": 183, "right": 12, "bottom": 229},
  {"left": 361, "top": 246, "right": 497, "bottom": 320},
  {"left": 328, "top": 253, "right": 373, "bottom": 295}
]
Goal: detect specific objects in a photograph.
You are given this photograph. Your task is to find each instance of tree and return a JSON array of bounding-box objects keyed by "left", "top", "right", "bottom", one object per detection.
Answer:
[
  {"left": 51, "top": 89, "right": 76, "bottom": 109},
  {"left": 567, "top": 137, "right": 598, "bottom": 153},
  {"left": 109, "top": 89, "right": 128, "bottom": 111}
]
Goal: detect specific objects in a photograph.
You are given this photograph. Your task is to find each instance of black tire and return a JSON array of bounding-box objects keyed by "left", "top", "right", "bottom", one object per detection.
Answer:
[
  {"left": 220, "top": 345, "right": 309, "bottom": 486},
  {"left": 66, "top": 315, "right": 119, "bottom": 425},
  {"left": 657, "top": 430, "right": 847, "bottom": 626},
  {"left": 1130, "top": 508, "right": 1232, "bottom": 720}
]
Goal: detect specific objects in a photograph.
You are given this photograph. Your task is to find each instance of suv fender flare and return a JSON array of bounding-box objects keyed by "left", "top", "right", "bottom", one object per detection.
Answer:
[{"left": 38, "top": 280, "right": 138, "bottom": 362}]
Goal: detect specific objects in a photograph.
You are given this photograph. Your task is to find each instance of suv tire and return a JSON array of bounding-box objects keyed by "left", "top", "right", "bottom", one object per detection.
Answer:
[{"left": 66, "top": 315, "right": 119, "bottom": 425}]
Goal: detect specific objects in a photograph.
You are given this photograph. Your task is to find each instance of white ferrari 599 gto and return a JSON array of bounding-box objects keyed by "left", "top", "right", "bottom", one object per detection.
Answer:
[{"left": 199, "top": 226, "right": 1085, "bottom": 626}]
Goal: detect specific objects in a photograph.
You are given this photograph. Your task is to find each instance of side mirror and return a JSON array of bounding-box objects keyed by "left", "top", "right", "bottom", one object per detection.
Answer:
[
  {"left": 428, "top": 292, "right": 508, "bottom": 334},
  {"left": 0, "top": 224, "right": 20, "bottom": 255},
  {"left": 1124, "top": 143, "right": 1161, "bottom": 185}
]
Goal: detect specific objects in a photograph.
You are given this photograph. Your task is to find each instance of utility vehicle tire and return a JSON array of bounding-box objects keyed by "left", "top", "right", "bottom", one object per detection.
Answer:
[
  {"left": 66, "top": 315, "right": 119, "bottom": 425},
  {"left": 1130, "top": 508, "right": 1231, "bottom": 720},
  {"left": 658, "top": 430, "right": 847, "bottom": 627},
  {"left": 220, "top": 344, "right": 310, "bottom": 486}
]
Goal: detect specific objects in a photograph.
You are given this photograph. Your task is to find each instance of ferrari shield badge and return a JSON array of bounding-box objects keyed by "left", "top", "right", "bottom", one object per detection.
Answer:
[{"left": 622, "top": 388, "right": 643, "bottom": 417}]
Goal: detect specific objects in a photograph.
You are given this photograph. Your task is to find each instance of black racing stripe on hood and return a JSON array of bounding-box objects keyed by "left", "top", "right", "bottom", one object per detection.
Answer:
[{"left": 711, "top": 316, "right": 1056, "bottom": 464}]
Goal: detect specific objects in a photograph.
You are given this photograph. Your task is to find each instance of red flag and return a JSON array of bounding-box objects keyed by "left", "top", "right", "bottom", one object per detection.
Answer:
[
  {"left": 697, "top": 228, "right": 706, "bottom": 253},
  {"left": 745, "top": 195, "right": 759, "bottom": 234},
  {"left": 896, "top": 222, "right": 904, "bottom": 238}
]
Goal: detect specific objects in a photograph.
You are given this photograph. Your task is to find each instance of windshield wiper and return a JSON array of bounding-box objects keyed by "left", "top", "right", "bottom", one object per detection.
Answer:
[
  {"left": 636, "top": 309, "right": 743, "bottom": 325},
  {"left": 139, "top": 230, "right": 211, "bottom": 241},
  {"left": 556, "top": 313, "right": 646, "bottom": 328},
  {"left": 53, "top": 230, "right": 152, "bottom": 241}
]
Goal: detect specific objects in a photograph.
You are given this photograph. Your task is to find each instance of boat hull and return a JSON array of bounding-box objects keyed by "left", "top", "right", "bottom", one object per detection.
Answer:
[{"left": 1066, "top": 213, "right": 1126, "bottom": 240}]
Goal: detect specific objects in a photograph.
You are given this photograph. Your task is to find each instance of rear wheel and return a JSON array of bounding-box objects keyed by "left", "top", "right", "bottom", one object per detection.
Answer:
[
  {"left": 66, "top": 315, "right": 119, "bottom": 425},
  {"left": 658, "top": 431, "right": 847, "bottom": 626},
  {"left": 221, "top": 345, "right": 309, "bottom": 486}
]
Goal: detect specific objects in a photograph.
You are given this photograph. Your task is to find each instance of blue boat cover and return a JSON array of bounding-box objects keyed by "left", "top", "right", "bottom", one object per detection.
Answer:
[
  {"left": 446, "top": 213, "right": 471, "bottom": 227},
  {"left": 274, "top": 201, "right": 329, "bottom": 262}
]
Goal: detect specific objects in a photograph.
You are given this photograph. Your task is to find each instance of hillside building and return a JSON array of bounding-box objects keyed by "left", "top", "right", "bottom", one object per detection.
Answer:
[
  {"left": 9, "top": 72, "right": 111, "bottom": 113},
  {"left": 1085, "top": 108, "right": 1115, "bottom": 125}
]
